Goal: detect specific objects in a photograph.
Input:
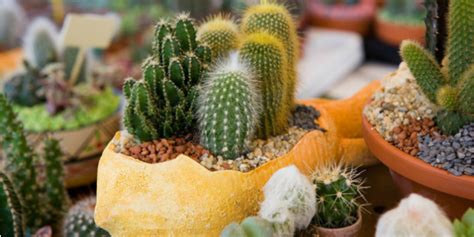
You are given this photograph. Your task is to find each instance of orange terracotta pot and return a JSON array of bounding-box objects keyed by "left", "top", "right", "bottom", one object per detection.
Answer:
[
  {"left": 362, "top": 116, "right": 474, "bottom": 219},
  {"left": 0, "top": 48, "right": 22, "bottom": 77},
  {"left": 317, "top": 208, "right": 362, "bottom": 237},
  {"left": 375, "top": 16, "right": 426, "bottom": 46},
  {"left": 95, "top": 81, "right": 381, "bottom": 236}
]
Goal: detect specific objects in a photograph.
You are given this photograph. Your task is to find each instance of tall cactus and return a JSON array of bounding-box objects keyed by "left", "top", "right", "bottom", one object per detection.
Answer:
[
  {"left": 241, "top": 2, "right": 298, "bottom": 116},
  {"left": 63, "top": 196, "right": 110, "bottom": 237},
  {"left": 23, "top": 17, "right": 59, "bottom": 69},
  {"left": 240, "top": 32, "right": 289, "bottom": 138},
  {"left": 198, "top": 53, "right": 260, "bottom": 159},
  {"left": 123, "top": 14, "right": 212, "bottom": 141},
  {"left": 197, "top": 15, "right": 240, "bottom": 60},
  {"left": 400, "top": 0, "right": 474, "bottom": 135},
  {"left": 0, "top": 172, "right": 24, "bottom": 237}
]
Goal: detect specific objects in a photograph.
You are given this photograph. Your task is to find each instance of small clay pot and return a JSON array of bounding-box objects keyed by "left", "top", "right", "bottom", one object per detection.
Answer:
[
  {"left": 316, "top": 208, "right": 363, "bottom": 237},
  {"left": 375, "top": 15, "right": 426, "bottom": 46},
  {"left": 362, "top": 116, "right": 474, "bottom": 219}
]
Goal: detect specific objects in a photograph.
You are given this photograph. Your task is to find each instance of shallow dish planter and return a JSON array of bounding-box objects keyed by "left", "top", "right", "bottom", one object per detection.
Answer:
[
  {"left": 375, "top": 16, "right": 425, "bottom": 46},
  {"left": 95, "top": 82, "right": 380, "bottom": 236},
  {"left": 317, "top": 208, "right": 363, "bottom": 237},
  {"left": 362, "top": 117, "right": 474, "bottom": 219}
]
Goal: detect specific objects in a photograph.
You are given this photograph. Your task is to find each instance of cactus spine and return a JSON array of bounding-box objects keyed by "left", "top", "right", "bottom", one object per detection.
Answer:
[
  {"left": 400, "top": 0, "right": 474, "bottom": 135},
  {"left": 0, "top": 172, "right": 24, "bottom": 237},
  {"left": 23, "top": 17, "right": 59, "bottom": 69},
  {"left": 240, "top": 32, "right": 288, "bottom": 138},
  {"left": 197, "top": 15, "right": 240, "bottom": 60},
  {"left": 63, "top": 196, "right": 110, "bottom": 237},
  {"left": 123, "top": 14, "right": 212, "bottom": 141},
  {"left": 312, "top": 165, "right": 366, "bottom": 228},
  {"left": 198, "top": 54, "right": 260, "bottom": 159}
]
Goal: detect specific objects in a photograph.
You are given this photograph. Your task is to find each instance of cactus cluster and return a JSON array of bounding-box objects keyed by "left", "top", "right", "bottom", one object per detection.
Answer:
[
  {"left": 312, "top": 165, "right": 366, "bottom": 228},
  {"left": 123, "top": 14, "right": 212, "bottom": 141},
  {"left": 453, "top": 208, "right": 474, "bottom": 237},
  {"left": 400, "top": 0, "right": 474, "bottom": 135},
  {"left": 0, "top": 172, "right": 24, "bottom": 237},
  {"left": 0, "top": 0, "right": 26, "bottom": 50},
  {"left": 64, "top": 196, "right": 110, "bottom": 237},
  {"left": 3, "top": 61, "right": 45, "bottom": 106},
  {"left": 379, "top": 0, "right": 426, "bottom": 25},
  {"left": 197, "top": 15, "right": 240, "bottom": 60}
]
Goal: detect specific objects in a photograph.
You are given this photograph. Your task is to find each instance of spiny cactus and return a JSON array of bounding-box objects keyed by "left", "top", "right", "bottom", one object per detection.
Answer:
[
  {"left": 0, "top": 0, "right": 26, "bottom": 50},
  {"left": 197, "top": 15, "right": 240, "bottom": 60},
  {"left": 0, "top": 172, "right": 24, "bottom": 237},
  {"left": 198, "top": 53, "right": 260, "bottom": 159},
  {"left": 312, "top": 165, "right": 366, "bottom": 228},
  {"left": 221, "top": 217, "right": 273, "bottom": 237},
  {"left": 124, "top": 13, "right": 212, "bottom": 141},
  {"left": 453, "top": 208, "right": 474, "bottom": 237},
  {"left": 3, "top": 61, "right": 45, "bottom": 106},
  {"left": 424, "top": 0, "right": 448, "bottom": 62},
  {"left": 241, "top": 2, "right": 298, "bottom": 119},
  {"left": 63, "top": 196, "right": 110, "bottom": 237},
  {"left": 23, "top": 17, "right": 59, "bottom": 69},
  {"left": 240, "top": 32, "right": 289, "bottom": 139},
  {"left": 400, "top": 0, "right": 474, "bottom": 135}
]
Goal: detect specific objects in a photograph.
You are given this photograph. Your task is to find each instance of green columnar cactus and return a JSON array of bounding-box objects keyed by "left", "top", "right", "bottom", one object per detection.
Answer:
[
  {"left": 63, "top": 46, "right": 88, "bottom": 84},
  {"left": 0, "top": 172, "right": 24, "bottom": 237},
  {"left": 3, "top": 61, "right": 45, "bottom": 106},
  {"left": 240, "top": 32, "right": 289, "bottom": 138},
  {"left": 63, "top": 196, "right": 110, "bottom": 237},
  {"left": 400, "top": 0, "right": 474, "bottom": 135},
  {"left": 312, "top": 165, "right": 366, "bottom": 228},
  {"left": 198, "top": 54, "right": 260, "bottom": 159},
  {"left": 123, "top": 14, "right": 212, "bottom": 141},
  {"left": 197, "top": 15, "right": 240, "bottom": 59},
  {"left": 453, "top": 208, "right": 474, "bottom": 237},
  {"left": 241, "top": 2, "right": 298, "bottom": 116},
  {"left": 23, "top": 17, "right": 59, "bottom": 69}
]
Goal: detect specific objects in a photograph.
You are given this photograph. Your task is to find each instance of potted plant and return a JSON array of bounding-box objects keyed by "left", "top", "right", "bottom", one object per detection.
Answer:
[
  {"left": 0, "top": 95, "right": 108, "bottom": 236},
  {"left": 312, "top": 165, "right": 367, "bottom": 237},
  {"left": 95, "top": 2, "right": 381, "bottom": 235},
  {"left": 303, "top": 0, "right": 376, "bottom": 35},
  {"left": 0, "top": 0, "right": 26, "bottom": 77},
  {"left": 363, "top": 0, "right": 474, "bottom": 219},
  {"left": 375, "top": 0, "right": 426, "bottom": 46},
  {"left": 0, "top": 17, "right": 121, "bottom": 188}
]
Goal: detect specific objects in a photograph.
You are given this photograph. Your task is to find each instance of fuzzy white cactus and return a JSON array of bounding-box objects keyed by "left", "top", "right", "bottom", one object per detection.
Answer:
[
  {"left": 0, "top": 0, "right": 26, "bottom": 49},
  {"left": 23, "top": 17, "right": 59, "bottom": 69},
  {"left": 376, "top": 194, "right": 453, "bottom": 237}
]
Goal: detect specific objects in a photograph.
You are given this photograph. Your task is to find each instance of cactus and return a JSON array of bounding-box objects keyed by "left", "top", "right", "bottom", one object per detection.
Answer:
[
  {"left": 240, "top": 32, "right": 289, "bottom": 138},
  {"left": 197, "top": 15, "right": 240, "bottom": 60},
  {"left": 0, "top": 172, "right": 24, "bottom": 237},
  {"left": 63, "top": 196, "right": 110, "bottom": 237},
  {"left": 3, "top": 61, "right": 45, "bottom": 106},
  {"left": 312, "top": 165, "right": 366, "bottom": 228},
  {"left": 221, "top": 217, "right": 273, "bottom": 237},
  {"left": 123, "top": 14, "right": 212, "bottom": 141},
  {"left": 379, "top": 0, "right": 426, "bottom": 25},
  {"left": 424, "top": 0, "right": 448, "bottom": 62},
  {"left": 400, "top": 0, "right": 474, "bottom": 135},
  {"left": 453, "top": 208, "right": 474, "bottom": 237},
  {"left": 23, "top": 17, "right": 59, "bottom": 69},
  {"left": 198, "top": 53, "right": 260, "bottom": 159},
  {"left": 63, "top": 46, "right": 88, "bottom": 85},
  {"left": 241, "top": 2, "right": 298, "bottom": 117},
  {"left": 0, "top": 0, "right": 26, "bottom": 50},
  {"left": 376, "top": 194, "right": 453, "bottom": 237}
]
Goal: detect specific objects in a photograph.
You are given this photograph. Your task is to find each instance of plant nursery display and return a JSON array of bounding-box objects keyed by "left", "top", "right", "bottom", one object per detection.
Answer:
[
  {"left": 363, "top": 0, "right": 474, "bottom": 218},
  {"left": 95, "top": 1, "right": 381, "bottom": 235},
  {"left": 0, "top": 95, "right": 107, "bottom": 236}
]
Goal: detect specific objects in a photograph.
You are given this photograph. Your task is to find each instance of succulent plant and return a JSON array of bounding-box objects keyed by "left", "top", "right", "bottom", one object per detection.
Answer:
[
  {"left": 3, "top": 61, "right": 45, "bottom": 107},
  {"left": 312, "top": 165, "right": 366, "bottom": 228},
  {"left": 23, "top": 17, "right": 59, "bottom": 69},
  {"left": 198, "top": 53, "right": 260, "bottom": 159},
  {"left": 0, "top": 0, "right": 26, "bottom": 50},
  {"left": 453, "top": 208, "right": 474, "bottom": 237},
  {"left": 123, "top": 14, "right": 212, "bottom": 141},
  {"left": 0, "top": 172, "right": 24, "bottom": 237},
  {"left": 197, "top": 15, "right": 240, "bottom": 60},
  {"left": 379, "top": 0, "right": 426, "bottom": 25},
  {"left": 400, "top": 0, "right": 474, "bottom": 135},
  {"left": 376, "top": 194, "right": 453, "bottom": 237},
  {"left": 63, "top": 196, "right": 110, "bottom": 237},
  {"left": 221, "top": 217, "right": 273, "bottom": 237}
]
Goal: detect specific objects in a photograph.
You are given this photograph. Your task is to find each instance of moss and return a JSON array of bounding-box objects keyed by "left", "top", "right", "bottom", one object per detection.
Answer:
[{"left": 14, "top": 87, "right": 120, "bottom": 132}]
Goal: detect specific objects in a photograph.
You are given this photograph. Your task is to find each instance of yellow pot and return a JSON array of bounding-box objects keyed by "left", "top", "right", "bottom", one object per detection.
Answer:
[{"left": 95, "top": 81, "right": 380, "bottom": 236}]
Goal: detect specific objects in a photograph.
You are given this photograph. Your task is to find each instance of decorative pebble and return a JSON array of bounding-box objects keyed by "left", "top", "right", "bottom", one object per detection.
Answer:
[
  {"left": 289, "top": 104, "right": 325, "bottom": 132},
  {"left": 391, "top": 117, "right": 439, "bottom": 156}
]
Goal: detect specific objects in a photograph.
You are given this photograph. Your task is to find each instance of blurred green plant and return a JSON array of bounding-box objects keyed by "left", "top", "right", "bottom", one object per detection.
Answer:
[{"left": 379, "top": 0, "right": 426, "bottom": 25}]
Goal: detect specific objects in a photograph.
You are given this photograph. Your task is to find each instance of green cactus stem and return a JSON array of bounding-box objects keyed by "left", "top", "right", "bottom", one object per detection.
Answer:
[
  {"left": 63, "top": 196, "right": 110, "bottom": 237},
  {"left": 197, "top": 15, "right": 240, "bottom": 59},
  {"left": 220, "top": 217, "right": 273, "bottom": 237},
  {"left": 0, "top": 172, "right": 24, "bottom": 237},
  {"left": 453, "top": 208, "right": 474, "bottom": 237},
  {"left": 424, "top": 0, "right": 448, "bottom": 62},
  {"left": 458, "top": 66, "right": 474, "bottom": 115},
  {"left": 23, "top": 17, "right": 59, "bottom": 69}
]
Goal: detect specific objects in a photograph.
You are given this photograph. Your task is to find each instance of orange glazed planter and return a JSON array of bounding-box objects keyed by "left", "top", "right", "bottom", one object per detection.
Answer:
[
  {"left": 94, "top": 81, "right": 380, "bottom": 236},
  {"left": 0, "top": 48, "right": 22, "bottom": 77}
]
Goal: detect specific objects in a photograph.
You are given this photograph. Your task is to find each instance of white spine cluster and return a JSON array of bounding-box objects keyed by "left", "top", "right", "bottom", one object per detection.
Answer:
[{"left": 22, "top": 17, "right": 59, "bottom": 67}]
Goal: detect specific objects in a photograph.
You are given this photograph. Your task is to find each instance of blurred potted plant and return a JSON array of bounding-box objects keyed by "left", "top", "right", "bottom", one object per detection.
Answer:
[
  {"left": 0, "top": 0, "right": 26, "bottom": 77},
  {"left": 375, "top": 0, "right": 426, "bottom": 46}
]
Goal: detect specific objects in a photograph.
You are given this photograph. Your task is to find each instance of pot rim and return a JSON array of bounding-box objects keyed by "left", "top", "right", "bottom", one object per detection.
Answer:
[
  {"left": 316, "top": 207, "right": 363, "bottom": 232},
  {"left": 362, "top": 115, "right": 474, "bottom": 200}
]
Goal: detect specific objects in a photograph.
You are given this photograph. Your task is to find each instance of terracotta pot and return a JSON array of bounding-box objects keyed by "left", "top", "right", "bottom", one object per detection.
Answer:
[
  {"left": 375, "top": 15, "right": 426, "bottom": 46},
  {"left": 94, "top": 82, "right": 381, "bottom": 236},
  {"left": 0, "top": 48, "right": 22, "bottom": 77},
  {"left": 362, "top": 116, "right": 474, "bottom": 219},
  {"left": 304, "top": 0, "right": 376, "bottom": 35},
  {"left": 317, "top": 208, "right": 363, "bottom": 237}
]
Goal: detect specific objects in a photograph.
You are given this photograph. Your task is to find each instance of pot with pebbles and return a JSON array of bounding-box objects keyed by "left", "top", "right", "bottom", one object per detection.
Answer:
[
  {"left": 363, "top": 0, "right": 474, "bottom": 219},
  {"left": 95, "top": 3, "right": 380, "bottom": 235}
]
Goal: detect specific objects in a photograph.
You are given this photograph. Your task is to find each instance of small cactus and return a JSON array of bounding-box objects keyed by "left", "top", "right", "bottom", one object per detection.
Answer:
[
  {"left": 312, "top": 164, "right": 366, "bottom": 228},
  {"left": 197, "top": 15, "right": 240, "bottom": 60},
  {"left": 240, "top": 32, "right": 289, "bottom": 138},
  {"left": 453, "top": 208, "right": 474, "bottom": 237},
  {"left": 376, "top": 194, "right": 453, "bottom": 237},
  {"left": 0, "top": 0, "right": 26, "bottom": 50},
  {"left": 23, "top": 17, "right": 59, "bottom": 69},
  {"left": 3, "top": 61, "right": 45, "bottom": 106},
  {"left": 220, "top": 217, "right": 273, "bottom": 237},
  {"left": 0, "top": 172, "right": 24, "bottom": 237},
  {"left": 198, "top": 53, "right": 260, "bottom": 159},
  {"left": 63, "top": 196, "right": 110, "bottom": 237}
]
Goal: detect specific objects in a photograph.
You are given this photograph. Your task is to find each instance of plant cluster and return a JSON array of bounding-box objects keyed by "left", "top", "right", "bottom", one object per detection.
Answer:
[
  {"left": 453, "top": 208, "right": 474, "bottom": 237},
  {"left": 379, "top": 0, "right": 426, "bottom": 25},
  {"left": 400, "top": 0, "right": 474, "bottom": 135}
]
